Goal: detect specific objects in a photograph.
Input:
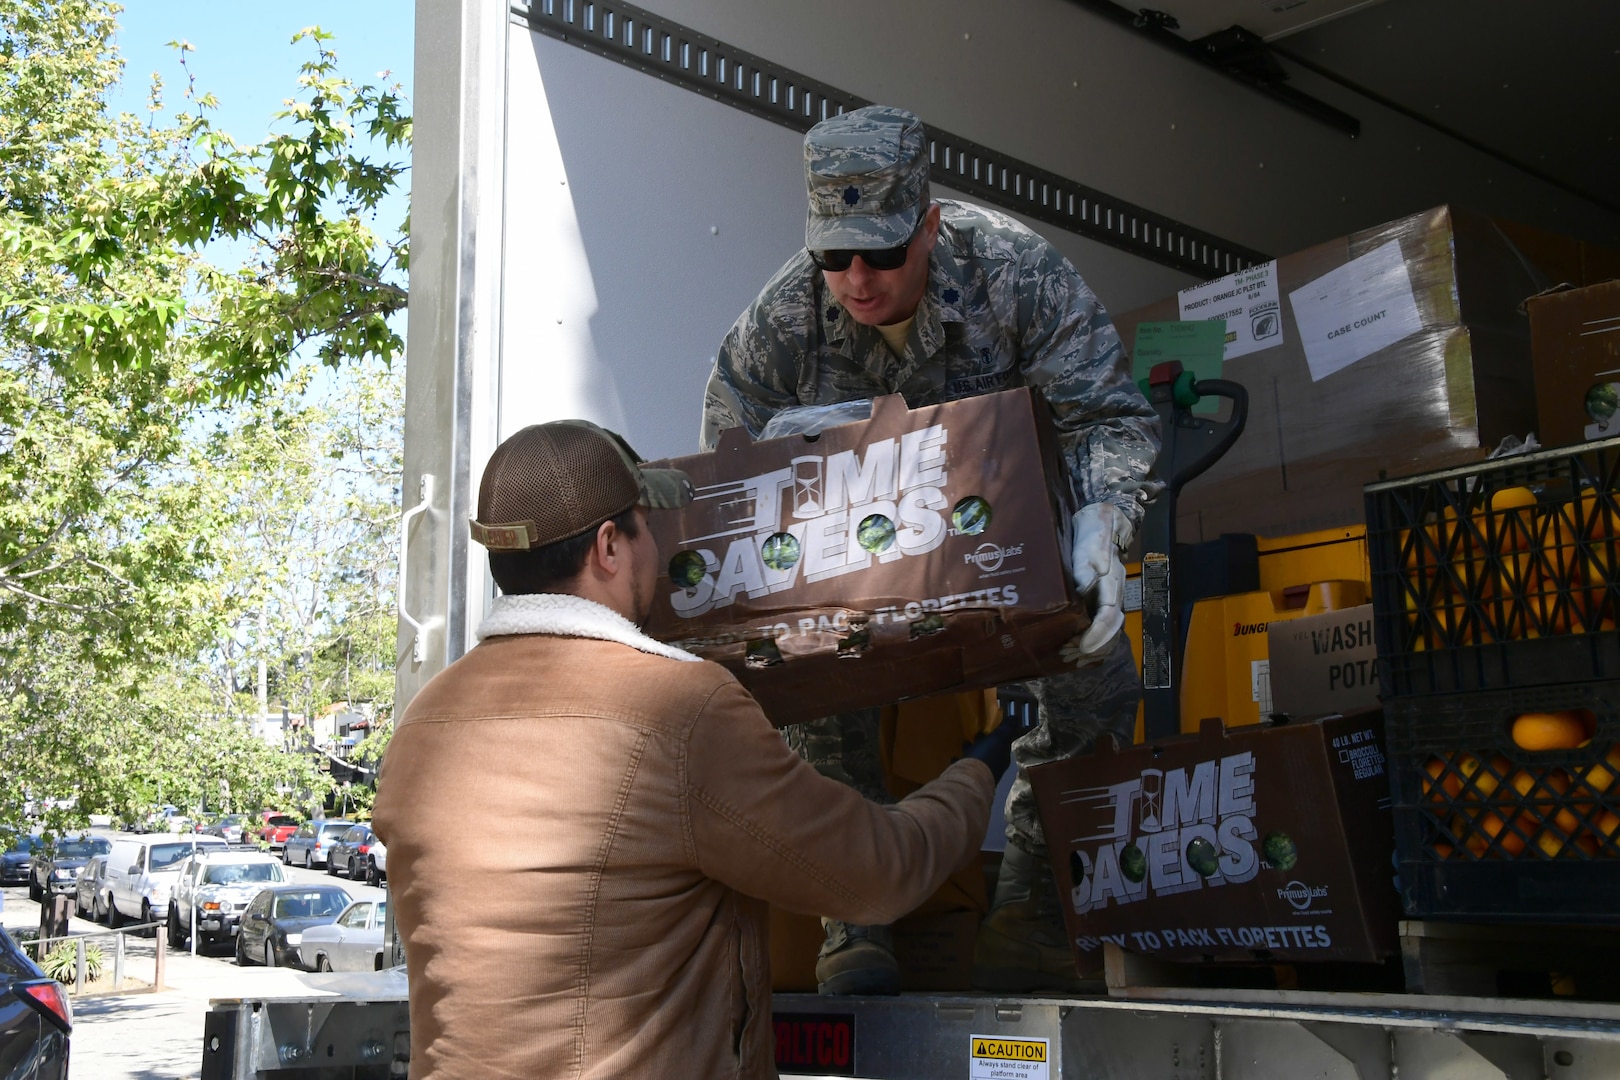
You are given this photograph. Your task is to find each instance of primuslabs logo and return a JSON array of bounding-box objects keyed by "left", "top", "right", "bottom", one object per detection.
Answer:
[
  {"left": 1067, "top": 752, "right": 1262, "bottom": 914},
  {"left": 670, "top": 425, "right": 960, "bottom": 617}
]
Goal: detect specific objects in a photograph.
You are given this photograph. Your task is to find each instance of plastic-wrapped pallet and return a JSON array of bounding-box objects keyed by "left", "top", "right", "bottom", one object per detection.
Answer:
[{"left": 1114, "top": 205, "right": 1552, "bottom": 542}]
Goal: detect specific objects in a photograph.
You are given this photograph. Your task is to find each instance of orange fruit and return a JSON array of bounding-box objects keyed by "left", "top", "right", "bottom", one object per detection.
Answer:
[
  {"left": 1557, "top": 495, "right": 1617, "bottom": 630},
  {"left": 1491, "top": 487, "right": 1537, "bottom": 510},
  {"left": 1508, "top": 768, "right": 1570, "bottom": 797},
  {"left": 1554, "top": 795, "right": 1585, "bottom": 837},
  {"left": 1473, "top": 811, "right": 1534, "bottom": 857},
  {"left": 1596, "top": 811, "right": 1620, "bottom": 854},
  {"left": 1490, "top": 486, "right": 1537, "bottom": 514},
  {"left": 1487, "top": 489, "right": 1537, "bottom": 617},
  {"left": 1534, "top": 828, "right": 1571, "bottom": 858},
  {"left": 1539, "top": 829, "right": 1601, "bottom": 858},
  {"left": 1525, "top": 566, "right": 1575, "bottom": 637},
  {"left": 1511, "top": 711, "right": 1590, "bottom": 751},
  {"left": 1458, "top": 754, "right": 1512, "bottom": 802},
  {"left": 1577, "top": 745, "right": 1620, "bottom": 794},
  {"left": 1534, "top": 496, "right": 1620, "bottom": 633},
  {"left": 1422, "top": 755, "right": 1463, "bottom": 804}
]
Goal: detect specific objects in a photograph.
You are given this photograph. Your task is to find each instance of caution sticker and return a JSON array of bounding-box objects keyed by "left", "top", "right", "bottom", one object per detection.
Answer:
[{"left": 969, "top": 1035, "right": 1050, "bottom": 1079}]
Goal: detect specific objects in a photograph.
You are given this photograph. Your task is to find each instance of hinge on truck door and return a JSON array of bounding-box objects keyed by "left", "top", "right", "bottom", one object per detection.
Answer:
[{"left": 511, "top": 0, "right": 1270, "bottom": 279}]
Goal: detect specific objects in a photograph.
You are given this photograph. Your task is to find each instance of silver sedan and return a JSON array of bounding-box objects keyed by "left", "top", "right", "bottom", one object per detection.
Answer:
[{"left": 296, "top": 896, "right": 389, "bottom": 972}]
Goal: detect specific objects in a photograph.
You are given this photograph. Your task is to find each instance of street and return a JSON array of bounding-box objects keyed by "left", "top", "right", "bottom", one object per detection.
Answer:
[{"left": 1, "top": 845, "right": 388, "bottom": 1080}]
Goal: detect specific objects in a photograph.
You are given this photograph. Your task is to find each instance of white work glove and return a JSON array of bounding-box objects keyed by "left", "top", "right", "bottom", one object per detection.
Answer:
[{"left": 1060, "top": 503, "right": 1128, "bottom": 665}]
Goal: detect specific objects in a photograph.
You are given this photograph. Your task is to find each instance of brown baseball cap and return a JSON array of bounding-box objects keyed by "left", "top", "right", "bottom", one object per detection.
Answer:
[{"left": 469, "top": 420, "right": 693, "bottom": 552}]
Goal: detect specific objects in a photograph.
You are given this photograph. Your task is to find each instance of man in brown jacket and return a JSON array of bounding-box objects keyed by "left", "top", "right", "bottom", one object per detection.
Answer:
[{"left": 373, "top": 420, "right": 995, "bottom": 1080}]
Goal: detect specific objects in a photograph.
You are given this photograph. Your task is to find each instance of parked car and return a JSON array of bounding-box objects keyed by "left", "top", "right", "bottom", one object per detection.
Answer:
[
  {"left": 367, "top": 839, "right": 387, "bottom": 887},
  {"left": 201, "top": 815, "right": 249, "bottom": 845},
  {"left": 73, "top": 854, "right": 111, "bottom": 923},
  {"left": 131, "top": 805, "right": 187, "bottom": 834},
  {"left": 282, "top": 819, "right": 354, "bottom": 870},
  {"left": 28, "top": 834, "right": 112, "bottom": 902},
  {"left": 104, "top": 834, "right": 229, "bottom": 928},
  {"left": 234, "top": 884, "right": 351, "bottom": 968},
  {"left": 0, "top": 925, "right": 70, "bottom": 1079},
  {"left": 0, "top": 835, "right": 41, "bottom": 888},
  {"left": 298, "top": 897, "right": 390, "bottom": 972},
  {"left": 167, "top": 850, "right": 287, "bottom": 953},
  {"left": 257, "top": 812, "right": 300, "bottom": 850},
  {"left": 326, "top": 824, "right": 376, "bottom": 880}
]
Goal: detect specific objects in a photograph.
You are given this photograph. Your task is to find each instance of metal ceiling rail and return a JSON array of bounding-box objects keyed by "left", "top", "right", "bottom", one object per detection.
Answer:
[{"left": 512, "top": 0, "right": 1270, "bottom": 279}]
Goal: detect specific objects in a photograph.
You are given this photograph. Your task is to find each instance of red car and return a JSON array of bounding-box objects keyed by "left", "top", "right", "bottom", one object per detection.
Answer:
[{"left": 257, "top": 813, "right": 300, "bottom": 850}]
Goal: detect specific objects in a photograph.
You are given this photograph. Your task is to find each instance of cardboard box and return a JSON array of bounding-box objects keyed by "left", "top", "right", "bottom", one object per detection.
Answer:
[
  {"left": 1266, "top": 604, "right": 1380, "bottom": 718},
  {"left": 645, "top": 389, "right": 1087, "bottom": 726},
  {"left": 1526, "top": 280, "right": 1620, "bottom": 448},
  {"left": 1114, "top": 205, "right": 1546, "bottom": 542},
  {"left": 1492, "top": 219, "right": 1620, "bottom": 291},
  {"left": 1029, "top": 713, "right": 1399, "bottom": 966}
]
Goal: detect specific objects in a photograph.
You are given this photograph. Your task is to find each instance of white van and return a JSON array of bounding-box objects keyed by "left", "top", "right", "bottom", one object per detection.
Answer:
[{"left": 105, "top": 833, "right": 228, "bottom": 927}]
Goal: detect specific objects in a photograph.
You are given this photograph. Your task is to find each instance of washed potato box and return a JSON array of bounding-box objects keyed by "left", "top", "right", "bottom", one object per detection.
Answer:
[
  {"left": 643, "top": 389, "right": 1088, "bottom": 725},
  {"left": 1267, "top": 604, "right": 1381, "bottom": 719}
]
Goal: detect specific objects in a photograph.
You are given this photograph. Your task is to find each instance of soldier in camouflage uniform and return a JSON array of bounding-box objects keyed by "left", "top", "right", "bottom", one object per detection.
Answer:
[{"left": 702, "top": 106, "right": 1161, "bottom": 994}]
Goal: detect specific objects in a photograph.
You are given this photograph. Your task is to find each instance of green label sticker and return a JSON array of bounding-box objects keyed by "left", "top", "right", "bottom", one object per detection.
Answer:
[{"left": 1132, "top": 320, "right": 1226, "bottom": 415}]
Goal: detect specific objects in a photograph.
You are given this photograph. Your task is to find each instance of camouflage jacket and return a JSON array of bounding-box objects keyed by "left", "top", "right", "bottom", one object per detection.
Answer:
[{"left": 702, "top": 200, "right": 1162, "bottom": 537}]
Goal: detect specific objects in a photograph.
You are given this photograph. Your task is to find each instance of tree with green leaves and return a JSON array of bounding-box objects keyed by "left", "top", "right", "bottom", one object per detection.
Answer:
[{"left": 0, "top": 0, "right": 409, "bottom": 834}]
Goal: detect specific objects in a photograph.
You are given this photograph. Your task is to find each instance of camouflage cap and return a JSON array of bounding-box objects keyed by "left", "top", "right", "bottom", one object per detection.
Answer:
[
  {"left": 469, "top": 420, "right": 693, "bottom": 552},
  {"left": 804, "top": 105, "right": 931, "bottom": 251}
]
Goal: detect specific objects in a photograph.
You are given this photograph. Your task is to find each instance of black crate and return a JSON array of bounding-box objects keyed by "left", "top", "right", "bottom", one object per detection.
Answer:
[
  {"left": 1365, "top": 437, "right": 1620, "bottom": 698},
  {"left": 1385, "top": 683, "right": 1620, "bottom": 923}
]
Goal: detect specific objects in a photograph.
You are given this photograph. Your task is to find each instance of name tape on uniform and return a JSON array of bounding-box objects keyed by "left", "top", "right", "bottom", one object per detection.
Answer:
[{"left": 969, "top": 1035, "right": 1050, "bottom": 1080}]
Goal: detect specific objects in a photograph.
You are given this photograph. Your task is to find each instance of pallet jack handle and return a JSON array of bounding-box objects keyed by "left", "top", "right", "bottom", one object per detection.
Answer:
[{"left": 1138, "top": 361, "right": 1249, "bottom": 740}]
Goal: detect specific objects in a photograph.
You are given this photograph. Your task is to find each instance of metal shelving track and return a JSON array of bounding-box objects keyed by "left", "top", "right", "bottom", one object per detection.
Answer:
[{"left": 512, "top": 0, "right": 1270, "bottom": 280}]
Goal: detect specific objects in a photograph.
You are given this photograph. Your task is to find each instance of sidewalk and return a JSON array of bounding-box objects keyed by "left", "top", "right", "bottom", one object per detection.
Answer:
[{"left": 3, "top": 889, "right": 343, "bottom": 1080}]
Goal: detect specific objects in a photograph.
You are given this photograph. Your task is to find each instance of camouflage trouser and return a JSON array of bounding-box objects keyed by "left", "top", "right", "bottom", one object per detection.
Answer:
[
  {"left": 1005, "top": 631, "right": 1140, "bottom": 858},
  {"left": 781, "top": 630, "right": 1142, "bottom": 851},
  {"left": 782, "top": 706, "right": 897, "bottom": 806}
]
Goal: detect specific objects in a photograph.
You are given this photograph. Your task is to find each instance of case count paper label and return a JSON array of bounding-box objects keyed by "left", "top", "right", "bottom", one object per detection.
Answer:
[{"left": 1287, "top": 239, "right": 1423, "bottom": 382}]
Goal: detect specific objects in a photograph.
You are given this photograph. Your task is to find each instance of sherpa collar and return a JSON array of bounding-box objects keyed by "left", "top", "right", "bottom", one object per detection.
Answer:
[{"left": 476, "top": 593, "right": 702, "bottom": 663}]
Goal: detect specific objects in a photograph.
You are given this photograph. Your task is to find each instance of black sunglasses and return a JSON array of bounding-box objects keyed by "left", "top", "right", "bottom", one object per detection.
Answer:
[{"left": 809, "top": 222, "right": 922, "bottom": 273}]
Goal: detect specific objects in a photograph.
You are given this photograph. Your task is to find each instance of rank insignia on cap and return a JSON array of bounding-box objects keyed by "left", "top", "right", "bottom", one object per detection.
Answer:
[{"left": 842, "top": 185, "right": 861, "bottom": 205}]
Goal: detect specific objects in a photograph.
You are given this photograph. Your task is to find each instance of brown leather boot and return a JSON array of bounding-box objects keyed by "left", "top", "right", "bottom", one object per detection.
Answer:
[
  {"left": 972, "top": 844, "right": 1096, "bottom": 993},
  {"left": 815, "top": 919, "right": 901, "bottom": 996}
]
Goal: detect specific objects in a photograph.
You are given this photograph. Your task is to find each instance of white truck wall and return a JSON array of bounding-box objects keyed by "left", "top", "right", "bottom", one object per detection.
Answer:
[
  {"left": 635, "top": 0, "right": 1617, "bottom": 253},
  {"left": 399, "top": 0, "right": 1618, "bottom": 703},
  {"left": 497, "top": 30, "right": 1191, "bottom": 461}
]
